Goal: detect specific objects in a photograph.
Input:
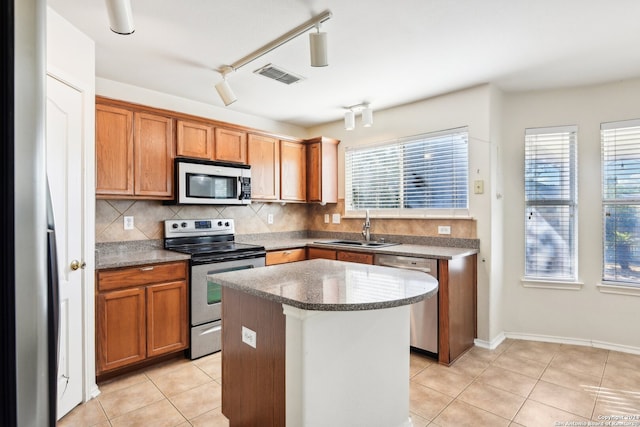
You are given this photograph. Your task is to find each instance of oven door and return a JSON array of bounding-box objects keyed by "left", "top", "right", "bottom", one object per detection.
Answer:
[{"left": 190, "top": 256, "right": 265, "bottom": 326}]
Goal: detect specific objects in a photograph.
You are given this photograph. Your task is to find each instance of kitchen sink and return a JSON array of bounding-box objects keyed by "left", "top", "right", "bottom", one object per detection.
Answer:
[{"left": 314, "top": 239, "right": 400, "bottom": 248}]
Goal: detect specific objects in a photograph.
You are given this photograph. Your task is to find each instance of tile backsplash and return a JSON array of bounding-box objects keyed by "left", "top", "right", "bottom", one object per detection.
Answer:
[{"left": 96, "top": 199, "right": 476, "bottom": 243}]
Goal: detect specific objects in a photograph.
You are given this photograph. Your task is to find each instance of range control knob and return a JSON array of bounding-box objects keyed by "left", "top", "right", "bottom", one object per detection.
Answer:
[
  {"left": 181, "top": 222, "right": 187, "bottom": 228},
  {"left": 225, "top": 221, "right": 230, "bottom": 227},
  {"left": 172, "top": 223, "right": 179, "bottom": 229},
  {"left": 218, "top": 221, "right": 223, "bottom": 226}
]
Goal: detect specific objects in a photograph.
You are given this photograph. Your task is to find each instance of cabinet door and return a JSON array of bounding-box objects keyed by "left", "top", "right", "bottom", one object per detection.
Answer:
[
  {"left": 280, "top": 141, "right": 306, "bottom": 201},
  {"left": 215, "top": 128, "right": 247, "bottom": 164},
  {"left": 306, "top": 137, "right": 338, "bottom": 204},
  {"left": 247, "top": 134, "right": 280, "bottom": 200},
  {"left": 96, "top": 287, "right": 146, "bottom": 374},
  {"left": 96, "top": 104, "right": 134, "bottom": 196},
  {"left": 146, "top": 280, "right": 188, "bottom": 357},
  {"left": 134, "top": 112, "right": 174, "bottom": 198},
  {"left": 176, "top": 119, "right": 214, "bottom": 159}
]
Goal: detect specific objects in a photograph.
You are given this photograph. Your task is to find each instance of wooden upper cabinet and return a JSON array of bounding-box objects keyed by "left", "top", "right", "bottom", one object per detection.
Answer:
[
  {"left": 96, "top": 104, "right": 134, "bottom": 196},
  {"left": 176, "top": 119, "right": 214, "bottom": 160},
  {"left": 280, "top": 140, "right": 306, "bottom": 202},
  {"left": 215, "top": 127, "right": 247, "bottom": 164},
  {"left": 96, "top": 99, "right": 174, "bottom": 199},
  {"left": 134, "top": 112, "right": 174, "bottom": 197},
  {"left": 306, "top": 137, "right": 339, "bottom": 204},
  {"left": 247, "top": 134, "right": 280, "bottom": 200}
]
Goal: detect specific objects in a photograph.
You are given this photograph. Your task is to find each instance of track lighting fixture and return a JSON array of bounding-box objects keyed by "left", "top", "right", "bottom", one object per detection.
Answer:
[
  {"left": 105, "top": 0, "right": 135, "bottom": 35},
  {"left": 215, "top": 67, "right": 237, "bottom": 106},
  {"left": 214, "top": 10, "right": 332, "bottom": 106},
  {"left": 344, "top": 103, "right": 374, "bottom": 130}
]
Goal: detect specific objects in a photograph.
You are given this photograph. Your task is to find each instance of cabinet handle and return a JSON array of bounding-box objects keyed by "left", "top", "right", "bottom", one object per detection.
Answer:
[
  {"left": 283, "top": 251, "right": 291, "bottom": 255},
  {"left": 139, "top": 266, "right": 154, "bottom": 271}
]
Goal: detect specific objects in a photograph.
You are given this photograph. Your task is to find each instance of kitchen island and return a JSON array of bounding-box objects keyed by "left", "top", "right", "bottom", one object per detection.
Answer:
[{"left": 209, "top": 259, "right": 438, "bottom": 427}]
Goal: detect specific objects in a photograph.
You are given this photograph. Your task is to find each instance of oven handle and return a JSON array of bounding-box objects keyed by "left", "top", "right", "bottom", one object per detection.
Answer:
[
  {"left": 192, "top": 251, "right": 266, "bottom": 264},
  {"left": 199, "top": 324, "right": 222, "bottom": 336}
]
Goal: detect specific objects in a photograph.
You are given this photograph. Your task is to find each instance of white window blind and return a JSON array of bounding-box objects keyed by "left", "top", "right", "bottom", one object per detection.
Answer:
[
  {"left": 602, "top": 119, "right": 640, "bottom": 285},
  {"left": 524, "top": 126, "right": 577, "bottom": 281},
  {"left": 345, "top": 127, "right": 468, "bottom": 214}
]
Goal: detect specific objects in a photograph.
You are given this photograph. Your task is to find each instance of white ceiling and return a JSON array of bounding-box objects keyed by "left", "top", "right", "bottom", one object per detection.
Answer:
[{"left": 47, "top": 0, "right": 640, "bottom": 128}]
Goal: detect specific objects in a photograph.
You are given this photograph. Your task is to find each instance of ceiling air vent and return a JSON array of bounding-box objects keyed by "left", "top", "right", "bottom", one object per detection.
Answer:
[{"left": 253, "top": 64, "right": 305, "bottom": 85}]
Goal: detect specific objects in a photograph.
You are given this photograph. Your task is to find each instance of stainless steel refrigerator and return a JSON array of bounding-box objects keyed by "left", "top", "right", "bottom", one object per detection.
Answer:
[{"left": 1, "top": 0, "right": 54, "bottom": 425}]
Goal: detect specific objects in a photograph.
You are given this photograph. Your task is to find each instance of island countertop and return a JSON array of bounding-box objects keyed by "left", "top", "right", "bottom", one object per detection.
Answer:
[{"left": 208, "top": 258, "right": 438, "bottom": 311}]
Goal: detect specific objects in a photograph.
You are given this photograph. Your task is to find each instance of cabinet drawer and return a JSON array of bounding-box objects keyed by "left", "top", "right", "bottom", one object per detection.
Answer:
[
  {"left": 266, "top": 248, "right": 306, "bottom": 265},
  {"left": 337, "top": 251, "right": 374, "bottom": 265},
  {"left": 98, "top": 261, "right": 187, "bottom": 291}
]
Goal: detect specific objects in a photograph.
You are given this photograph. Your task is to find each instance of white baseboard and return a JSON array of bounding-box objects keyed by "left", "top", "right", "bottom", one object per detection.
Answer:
[
  {"left": 474, "top": 332, "right": 506, "bottom": 350},
  {"left": 494, "top": 331, "right": 640, "bottom": 355}
]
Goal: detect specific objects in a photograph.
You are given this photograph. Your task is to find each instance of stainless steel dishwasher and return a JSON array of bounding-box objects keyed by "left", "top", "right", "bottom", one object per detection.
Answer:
[{"left": 375, "top": 254, "right": 438, "bottom": 355}]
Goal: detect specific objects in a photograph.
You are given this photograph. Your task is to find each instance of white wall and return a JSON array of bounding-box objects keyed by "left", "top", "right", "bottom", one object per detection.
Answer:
[
  {"left": 502, "top": 79, "right": 640, "bottom": 352},
  {"left": 96, "top": 78, "right": 309, "bottom": 139},
  {"left": 308, "top": 84, "right": 501, "bottom": 344}
]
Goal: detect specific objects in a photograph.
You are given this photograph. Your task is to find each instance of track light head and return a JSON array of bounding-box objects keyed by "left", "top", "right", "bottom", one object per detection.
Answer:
[
  {"left": 105, "top": 0, "right": 135, "bottom": 35},
  {"left": 309, "top": 26, "right": 328, "bottom": 67},
  {"left": 362, "top": 104, "right": 373, "bottom": 127},
  {"left": 215, "top": 78, "right": 237, "bottom": 106},
  {"left": 344, "top": 110, "right": 355, "bottom": 130}
]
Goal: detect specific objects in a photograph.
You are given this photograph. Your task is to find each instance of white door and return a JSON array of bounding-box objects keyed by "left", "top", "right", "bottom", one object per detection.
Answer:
[{"left": 46, "top": 74, "right": 84, "bottom": 418}]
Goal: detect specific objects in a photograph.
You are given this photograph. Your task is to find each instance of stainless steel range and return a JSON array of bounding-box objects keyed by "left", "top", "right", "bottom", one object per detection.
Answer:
[{"left": 164, "top": 218, "right": 266, "bottom": 359}]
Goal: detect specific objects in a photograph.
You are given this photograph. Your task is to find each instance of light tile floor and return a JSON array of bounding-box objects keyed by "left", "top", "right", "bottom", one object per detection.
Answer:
[{"left": 58, "top": 339, "right": 640, "bottom": 426}]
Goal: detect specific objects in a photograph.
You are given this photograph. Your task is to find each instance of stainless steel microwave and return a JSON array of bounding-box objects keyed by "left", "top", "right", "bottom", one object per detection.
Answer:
[{"left": 173, "top": 158, "right": 251, "bottom": 205}]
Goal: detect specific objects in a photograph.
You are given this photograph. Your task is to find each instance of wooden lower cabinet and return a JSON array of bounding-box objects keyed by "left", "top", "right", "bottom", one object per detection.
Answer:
[
  {"left": 97, "top": 287, "right": 146, "bottom": 372},
  {"left": 222, "top": 287, "right": 285, "bottom": 426},
  {"left": 96, "top": 261, "right": 188, "bottom": 376},
  {"left": 438, "top": 254, "right": 477, "bottom": 365},
  {"left": 265, "top": 248, "right": 306, "bottom": 265}
]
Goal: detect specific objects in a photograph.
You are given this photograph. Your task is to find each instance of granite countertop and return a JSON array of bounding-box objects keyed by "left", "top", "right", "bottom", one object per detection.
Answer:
[
  {"left": 96, "top": 247, "right": 190, "bottom": 270},
  {"left": 209, "top": 258, "right": 439, "bottom": 311},
  {"left": 239, "top": 237, "right": 477, "bottom": 260}
]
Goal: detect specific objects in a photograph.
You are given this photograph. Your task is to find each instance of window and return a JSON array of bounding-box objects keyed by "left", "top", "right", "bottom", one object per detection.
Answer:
[
  {"left": 601, "top": 119, "right": 640, "bottom": 285},
  {"left": 345, "top": 127, "right": 469, "bottom": 215},
  {"left": 524, "top": 126, "right": 577, "bottom": 281}
]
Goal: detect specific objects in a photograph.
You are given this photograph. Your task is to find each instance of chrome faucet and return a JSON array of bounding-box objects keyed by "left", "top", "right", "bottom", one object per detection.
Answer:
[{"left": 362, "top": 209, "right": 371, "bottom": 241}]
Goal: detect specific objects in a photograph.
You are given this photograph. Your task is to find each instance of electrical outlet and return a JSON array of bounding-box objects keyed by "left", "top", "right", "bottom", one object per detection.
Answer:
[
  {"left": 438, "top": 225, "right": 451, "bottom": 235},
  {"left": 324, "top": 214, "right": 330, "bottom": 224},
  {"left": 474, "top": 180, "right": 484, "bottom": 194},
  {"left": 242, "top": 326, "right": 257, "bottom": 348},
  {"left": 124, "top": 216, "right": 134, "bottom": 230},
  {"left": 267, "top": 213, "right": 274, "bottom": 224},
  {"left": 332, "top": 213, "right": 341, "bottom": 224}
]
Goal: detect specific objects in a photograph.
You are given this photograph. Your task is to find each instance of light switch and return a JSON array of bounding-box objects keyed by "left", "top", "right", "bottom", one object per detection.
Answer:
[
  {"left": 438, "top": 225, "right": 451, "bottom": 235},
  {"left": 267, "top": 213, "right": 274, "bottom": 224},
  {"left": 324, "top": 214, "right": 330, "bottom": 224}
]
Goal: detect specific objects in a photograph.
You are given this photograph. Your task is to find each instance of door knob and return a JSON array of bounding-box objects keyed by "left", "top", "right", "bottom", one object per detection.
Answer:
[{"left": 70, "top": 260, "right": 86, "bottom": 271}]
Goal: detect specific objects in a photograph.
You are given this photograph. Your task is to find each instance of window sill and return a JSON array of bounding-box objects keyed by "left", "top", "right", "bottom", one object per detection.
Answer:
[
  {"left": 521, "top": 278, "right": 583, "bottom": 290},
  {"left": 597, "top": 282, "right": 640, "bottom": 297}
]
